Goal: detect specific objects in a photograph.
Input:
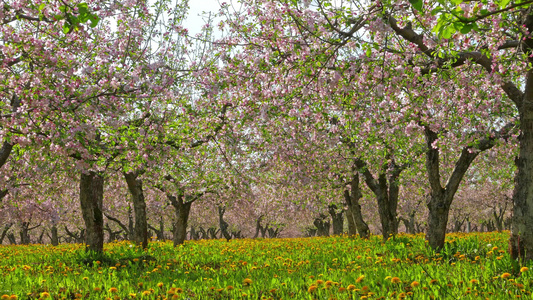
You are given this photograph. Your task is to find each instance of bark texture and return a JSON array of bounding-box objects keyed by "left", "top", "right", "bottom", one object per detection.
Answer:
[
  {"left": 124, "top": 171, "right": 149, "bottom": 249},
  {"left": 343, "top": 172, "right": 370, "bottom": 238},
  {"left": 79, "top": 171, "right": 104, "bottom": 253},
  {"left": 168, "top": 193, "right": 193, "bottom": 246},
  {"left": 328, "top": 204, "right": 344, "bottom": 235},
  {"left": 354, "top": 158, "right": 404, "bottom": 241}
]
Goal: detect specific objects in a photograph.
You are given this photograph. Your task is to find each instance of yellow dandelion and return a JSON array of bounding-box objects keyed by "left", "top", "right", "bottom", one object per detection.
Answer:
[
  {"left": 138, "top": 282, "right": 143, "bottom": 288},
  {"left": 93, "top": 287, "right": 101, "bottom": 292},
  {"left": 82, "top": 277, "right": 89, "bottom": 280},
  {"left": 430, "top": 279, "right": 438, "bottom": 285},
  {"left": 1, "top": 295, "right": 10, "bottom": 300},
  {"left": 128, "top": 293, "right": 136, "bottom": 298},
  {"left": 157, "top": 282, "right": 164, "bottom": 288},
  {"left": 8, "top": 296, "right": 16, "bottom": 300},
  {"left": 411, "top": 281, "right": 420, "bottom": 288},
  {"left": 171, "top": 295, "right": 179, "bottom": 300},
  {"left": 338, "top": 287, "right": 347, "bottom": 292},
  {"left": 521, "top": 267, "right": 529, "bottom": 273},
  {"left": 175, "top": 288, "right": 183, "bottom": 293},
  {"left": 391, "top": 277, "right": 401, "bottom": 283},
  {"left": 227, "top": 285, "right": 234, "bottom": 290},
  {"left": 108, "top": 287, "right": 118, "bottom": 293},
  {"left": 501, "top": 273, "right": 512, "bottom": 279},
  {"left": 356, "top": 275, "right": 365, "bottom": 283},
  {"left": 325, "top": 280, "right": 333, "bottom": 286},
  {"left": 40, "top": 292, "right": 50, "bottom": 298},
  {"left": 316, "top": 279, "right": 324, "bottom": 285},
  {"left": 243, "top": 278, "right": 253, "bottom": 286},
  {"left": 347, "top": 284, "right": 356, "bottom": 291},
  {"left": 141, "top": 291, "right": 151, "bottom": 296},
  {"left": 470, "top": 279, "right": 479, "bottom": 284},
  {"left": 308, "top": 285, "right": 318, "bottom": 293},
  {"left": 398, "top": 292, "right": 407, "bottom": 298}
]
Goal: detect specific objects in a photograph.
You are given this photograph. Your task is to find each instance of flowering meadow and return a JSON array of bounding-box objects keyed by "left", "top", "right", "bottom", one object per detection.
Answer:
[{"left": 0, "top": 232, "right": 531, "bottom": 299}]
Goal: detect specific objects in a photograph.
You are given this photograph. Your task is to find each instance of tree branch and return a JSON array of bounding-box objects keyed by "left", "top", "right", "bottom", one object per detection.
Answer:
[{"left": 388, "top": 16, "right": 524, "bottom": 107}]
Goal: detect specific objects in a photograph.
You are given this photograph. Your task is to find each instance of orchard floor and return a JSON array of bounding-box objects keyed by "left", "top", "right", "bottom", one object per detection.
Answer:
[{"left": 0, "top": 232, "right": 531, "bottom": 299}]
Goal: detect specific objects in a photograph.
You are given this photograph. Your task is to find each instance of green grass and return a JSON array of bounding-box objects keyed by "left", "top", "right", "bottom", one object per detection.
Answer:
[{"left": 0, "top": 231, "right": 531, "bottom": 299}]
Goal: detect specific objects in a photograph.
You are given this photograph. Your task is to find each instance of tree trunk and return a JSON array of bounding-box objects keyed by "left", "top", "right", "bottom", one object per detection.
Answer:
[
  {"left": 168, "top": 194, "right": 193, "bottom": 246},
  {"left": 79, "top": 171, "right": 104, "bottom": 253},
  {"left": 218, "top": 206, "right": 232, "bottom": 241},
  {"left": 124, "top": 171, "right": 149, "bottom": 249},
  {"left": 313, "top": 214, "right": 330, "bottom": 236},
  {"left": 344, "top": 172, "right": 370, "bottom": 238},
  {"left": 254, "top": 215, "right": 264, "bottom": 238},
  {"left": 0, "top": 223, "right": 13, "bottom": 245},
  {"left": 354, "top": 159, "right": 403, "bottom": 241},
  {"left": 19, "top": 222, "right": 30, "bottom": 244},
  {"left": 7, "top": 233, "right": 16, "bottom": 244},
  {"left": 400, "top": 211, "right": 416, "bottom": 234},
  {"left": 51, "top": 225, "right": 59, "bottom": 246},
  {"left": 510, "top": 124, "right": 533, "bottom": 260},
  {"left": 422, "top": 125, "right": 502, "bottom": 250},
  {"left": 328, "top": 204, "right": 344, "bottom": 235}
]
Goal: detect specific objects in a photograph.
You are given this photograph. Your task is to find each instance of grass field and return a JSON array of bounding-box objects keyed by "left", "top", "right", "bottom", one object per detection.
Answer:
[{"left": 0, "top": 231, "right": 531, "bottom": 299}]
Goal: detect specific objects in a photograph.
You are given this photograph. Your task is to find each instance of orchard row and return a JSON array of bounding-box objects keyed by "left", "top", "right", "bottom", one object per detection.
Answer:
[{"left": 0, "top": 0, "right": 531, "bottom": 261}]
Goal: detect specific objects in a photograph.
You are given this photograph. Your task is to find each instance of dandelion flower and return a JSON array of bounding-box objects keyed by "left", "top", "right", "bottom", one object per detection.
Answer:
[
  {"left": 308, "top": 285, "right": 318, "bottom": 293},
  {"left": 356, "top": 275, "right": 365, "bottom": 283},
  {"left": 40, "top": 292, "right": 50, "bottom": 298},
  {"left": 243, "top": 278, "right": 253, "bottom": 286},
  {"left": 227, "top": 285, "right": 234, "bottom": 290},
  {"left": 338, "top": 287, "right": 347, "bottom": 292},
  {"left": 1, "top": 295, "right": 9, "bottom": 300},
  {"left": 108, "top": 287, "right": 118, "bottom": 293},
  {"left": 128, "top": 293, "right": 136, "bottom": 298},
  {"left": 411, "top": 281, "right": 420, "bottom": 288},
  {"left": 501, "top": 273, "right": 512, "bottom": 279},
  {"left": 347, "top": 284, "right": 356, "bottom": 291},
  {"left": 521, "top": 267, "right": 529, "bottom": 273},
  {"left": 470, "top": 279, "right": 479, "bottom": 284},
  {"left": 142, "top": 291, "right": 151, "bottom": 296},
  {"left": 93, "top": 287, "right": 101, "bottom": 292},
  {"left": 391, "top": 277, "right": 401, "bottom": 283},
  {"left": 430, "top": 279, "right": 438, "bottom": 285},
  {"left": 157, "top": 282, "right": 164, "bottom": 288}
]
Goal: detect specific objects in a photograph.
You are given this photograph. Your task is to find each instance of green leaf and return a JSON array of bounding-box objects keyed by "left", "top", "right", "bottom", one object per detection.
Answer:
[
  {"left": 460, "top": 23, "right": 474, "bottom": 34},
  {"left": 408, "top": 0, "right": 423, "bottom": 11},
  {"left": 89, "top": 15, "right": 99, "bottom": 28},
  {"left": 499, "top": 0, "right": 511, "bottom": 9},
  {"left": 38, "top": 3, "right": 45, "bottom": 12},
  {"left": 431, "top": 7, "right": 444, "bottom": 16},
  {"left": 441, "top": 25, "right": 455, "bottom": 39},
  {"left": 63, "top": 23, "right": 71, "bottom": 34}
]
